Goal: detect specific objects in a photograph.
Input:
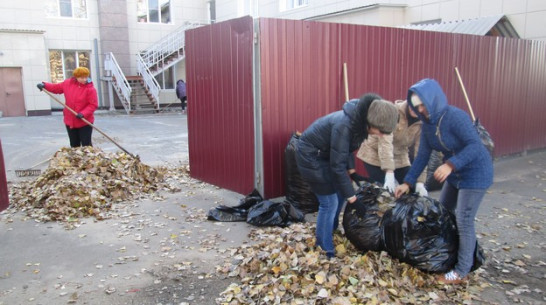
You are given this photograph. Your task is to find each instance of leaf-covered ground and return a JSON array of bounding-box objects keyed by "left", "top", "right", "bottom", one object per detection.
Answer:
[{"left": 215, "top": 223, "right": 489, "bottom": 305}]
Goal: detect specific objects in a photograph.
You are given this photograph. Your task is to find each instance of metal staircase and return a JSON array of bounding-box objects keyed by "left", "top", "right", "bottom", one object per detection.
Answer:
[{"left": 104, "top": 22, "right": 202, "bottom": 114}]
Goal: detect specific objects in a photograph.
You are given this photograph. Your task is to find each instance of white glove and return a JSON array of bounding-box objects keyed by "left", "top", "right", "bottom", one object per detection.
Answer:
[
  {"left": 415, "top": 182, "right": 428, "bottom": 197},
  {"left": 384, "top": 172, "right": 396, "bottom": 192}
]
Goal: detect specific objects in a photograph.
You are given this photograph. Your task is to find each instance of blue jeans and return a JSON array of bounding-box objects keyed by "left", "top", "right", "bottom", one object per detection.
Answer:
[
  {"left": 315, "top": 192, "right": 345, "bottom": 258},
  {"left": 439, "top": 182, "right": 486, "bottom": 277}
]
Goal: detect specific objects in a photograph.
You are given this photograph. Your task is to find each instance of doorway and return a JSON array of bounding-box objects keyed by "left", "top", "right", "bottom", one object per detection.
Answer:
[{"left": 0, "top": 67, "right": 26, "bottom": 117}]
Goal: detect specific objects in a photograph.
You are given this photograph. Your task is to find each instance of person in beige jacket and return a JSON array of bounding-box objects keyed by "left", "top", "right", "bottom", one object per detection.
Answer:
[{"left": 356, "top": 100, "right": 428, "bottom": 196}]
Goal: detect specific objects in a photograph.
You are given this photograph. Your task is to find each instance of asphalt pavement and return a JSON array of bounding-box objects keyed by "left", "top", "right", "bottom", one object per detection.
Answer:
[{"left": 0, "top": 111, "right": 545, "bottom": 304}]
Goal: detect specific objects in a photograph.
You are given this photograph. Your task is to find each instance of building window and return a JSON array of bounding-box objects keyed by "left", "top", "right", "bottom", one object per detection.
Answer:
[
  {"left": 46, "top": 0, "right": 87, "bottom": 18},
  {"left": 137, "top": 0, "right": 171, "bottom": 23},
  {"left": 154, "top": 66, "right": 175, "bottom": 89},
  {"left": 49, "top": 50, "right": 91, "bottom": 83},
  {"left": 280, "top": 0, "right": 308, "bottom": 11}
]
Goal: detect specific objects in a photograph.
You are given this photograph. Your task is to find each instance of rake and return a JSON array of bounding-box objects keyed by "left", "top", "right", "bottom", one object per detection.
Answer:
[{"left": 14, "top": 157, "right": 52, "bottom": 177}]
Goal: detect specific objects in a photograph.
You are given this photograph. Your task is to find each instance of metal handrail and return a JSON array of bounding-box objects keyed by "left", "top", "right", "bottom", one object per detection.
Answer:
[
  {"left": 104, "top": 52, "right": 132, "bottom": 113},
  {"left": 139, "top": 22, "right": 203, "bottom": 69},
  {"left": 137, "top": 56, "right": 161, "bottom": 109}
]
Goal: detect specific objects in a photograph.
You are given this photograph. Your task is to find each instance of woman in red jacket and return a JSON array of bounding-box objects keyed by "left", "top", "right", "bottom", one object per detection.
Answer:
[{"left": 38, "top": 67, "right": 98, "bottom": 147}]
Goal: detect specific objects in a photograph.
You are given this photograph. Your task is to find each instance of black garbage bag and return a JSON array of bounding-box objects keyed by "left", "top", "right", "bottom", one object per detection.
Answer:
[
  {"left": 474, "top": 118, "right": 494, "bottom": 158},
  {"left": 425, "top": 150, "right": 444, "bottom": 191},
  {"left": 382, "top": 194, "right": 458, "bottom": 273},
  {"left": 247, "top": 200, "right": 305, "bottom": 227},
  {"left": 343, "top": 183, "right": 387, "bottom": 252},
  {"left": 207, "top": 205, "right": 248, "bottom": 222},
  {"left": 234, "top": 188, "right": 263, "bottom": 210},
  {"left": 207, "top": 189, "right": 262, "bottom": 222},
  {"left": 284, "top": 133, "right": 319, "bottom": 213}
]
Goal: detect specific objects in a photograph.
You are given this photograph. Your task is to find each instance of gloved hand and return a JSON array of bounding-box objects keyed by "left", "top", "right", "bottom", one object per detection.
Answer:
[
  {"left": 350, "top": 172, "right": 368, "bottom": 186},
  {"left": 76, "top": 113, "right": 84, "bottom": 119},
  {"left": 383, "top": 171, "right": 396, "bottom": 192},
  {"left": 415, "top": 182, "right": 428, "bottom": 197},
  {"left": 36, "top": 82, "right": 45, "bottom": 91}
]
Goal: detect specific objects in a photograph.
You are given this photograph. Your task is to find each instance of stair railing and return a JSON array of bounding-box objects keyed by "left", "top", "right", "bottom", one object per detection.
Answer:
[
  {"left": 104, "top": 52, "right": 131, "bottom": 113},
  {"left": 137, "top": 56, "right": 161, "bottom": 110},
  {"left": 139, "top": 22, "right": 203, "bottom": 72}
]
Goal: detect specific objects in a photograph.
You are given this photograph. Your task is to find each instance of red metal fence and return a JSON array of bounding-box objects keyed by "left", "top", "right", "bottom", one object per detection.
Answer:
[{"left": 187, "top": 17, "right": 546, "bottom": 198}]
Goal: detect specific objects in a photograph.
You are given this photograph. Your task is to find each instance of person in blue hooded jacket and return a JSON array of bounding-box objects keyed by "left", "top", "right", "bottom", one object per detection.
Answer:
[
  {"left": 296, "top": 94, "right": 399, "bottom": 258},
  {"left": 394, "top": 79, "right": 493, "bottom": 284}
]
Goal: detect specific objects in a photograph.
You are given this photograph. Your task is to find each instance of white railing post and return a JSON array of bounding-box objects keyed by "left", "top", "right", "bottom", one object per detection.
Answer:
[
  {"left": 137, "top": 56, "right": 161, "bottom": 110},
  {"left": 104, "top": 52, "right": 132, "bottom": 113}
]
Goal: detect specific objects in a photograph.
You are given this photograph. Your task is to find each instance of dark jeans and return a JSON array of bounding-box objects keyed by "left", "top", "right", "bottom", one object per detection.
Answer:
[
  {"left": 180, "top": 96, "right": 187, "bottom": 110},
  {"left": 66, "top": 125, "right": 93, "bottom": 147},
  {"left": 363, "top": 162, "right": 409, "bottom": 185}
]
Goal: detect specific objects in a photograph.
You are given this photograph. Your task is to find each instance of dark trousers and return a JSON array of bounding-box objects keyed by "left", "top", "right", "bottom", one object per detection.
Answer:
[
  {"left": 363, "top": 162, "right": 410, "bottom": 185},
  {"left": 66, "top": 125, "right": 93, "bottom": 147},
  {"left": 180, "top": 96, "right": 187, "bottom": 110}
]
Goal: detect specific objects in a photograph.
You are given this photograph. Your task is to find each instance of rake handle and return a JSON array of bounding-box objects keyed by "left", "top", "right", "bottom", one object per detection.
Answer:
[{"left": 43, "top": 89, "right": 137, "bottom": 158}]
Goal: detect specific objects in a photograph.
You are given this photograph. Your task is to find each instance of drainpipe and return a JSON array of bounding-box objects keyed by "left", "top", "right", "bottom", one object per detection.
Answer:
[{"left": 94, "top": 38, "right": 103, "bottom": 108}]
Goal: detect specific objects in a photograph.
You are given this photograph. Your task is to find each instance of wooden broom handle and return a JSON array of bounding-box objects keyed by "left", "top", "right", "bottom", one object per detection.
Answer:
[
  {"left": 343, "top": 62, "right": 349, "bottom": 102},
  {"left": 454, "top": 66, "right": 476, "bottom": 121}
]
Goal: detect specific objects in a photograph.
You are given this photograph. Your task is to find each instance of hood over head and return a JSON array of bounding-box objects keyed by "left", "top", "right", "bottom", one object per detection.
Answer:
[{"left": 407, "top": 78, "right": 449, "bottom": 124}]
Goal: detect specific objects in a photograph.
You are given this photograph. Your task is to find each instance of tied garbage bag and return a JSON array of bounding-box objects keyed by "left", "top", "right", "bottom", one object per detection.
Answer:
[
  {"left": 381, "top": 194, "right": 458, "bottom": 273},
  {"left": 284, "top": 132, "right": 319, "bottom": 213},
  {"left": 207, "top": 189, "right": 262, "bottom": 222},
  {"left": 247, "top": 200, "right": 305, "bottom": 227},
  {"left": 343, "top": 183, "right": 391, "bottom": 252}
]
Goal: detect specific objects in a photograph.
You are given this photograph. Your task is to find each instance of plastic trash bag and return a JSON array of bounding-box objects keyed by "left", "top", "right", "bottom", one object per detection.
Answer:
[
  {"left": 247, "top": 200, "right": 305, "bottom": 227},
  {"left": 207, "top": 205, "right": 247, "bottom": 222},
  {"left": 381, "top": 194, "right": 458, "bottom": 273},
  {"left": 343, "top": 183, "right": 388, "bottom": 252},
  {"left": 425, "top": 150, "right": 444, "bottom": 191},
  {"left": 207, "top": 189, "right": 262, "bottom": 222},
  {"left": 474, "top": 118, "right": 494, "bottom": 158},
  {"left": 284, "top": 132, "right": 319, "bottom": 213}
]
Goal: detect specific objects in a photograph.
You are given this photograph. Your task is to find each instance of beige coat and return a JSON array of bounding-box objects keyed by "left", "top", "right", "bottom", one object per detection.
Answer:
[{"left": 356, "top": 100, "right": 426, "bottom": 183}]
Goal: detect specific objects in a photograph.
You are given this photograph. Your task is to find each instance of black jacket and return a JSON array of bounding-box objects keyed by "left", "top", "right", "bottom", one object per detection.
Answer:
[{"left": 296, "top": 98, "right": 371, "bottom": 198}]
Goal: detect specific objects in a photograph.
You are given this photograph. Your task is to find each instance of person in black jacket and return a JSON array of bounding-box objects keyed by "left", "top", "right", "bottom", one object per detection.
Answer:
[{"left": 296, "top": 94, "right": 399, "bottom": 258}]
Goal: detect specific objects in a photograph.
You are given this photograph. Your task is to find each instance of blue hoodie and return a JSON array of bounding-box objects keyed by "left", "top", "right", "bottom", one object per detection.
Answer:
[{"left": 404, "top": 79, "right": 493, "bottom": 189}]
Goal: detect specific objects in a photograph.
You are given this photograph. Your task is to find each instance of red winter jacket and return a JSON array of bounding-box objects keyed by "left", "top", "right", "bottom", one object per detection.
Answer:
[{"left": 44, "top": 78, "right": 98, "bottom": 129}]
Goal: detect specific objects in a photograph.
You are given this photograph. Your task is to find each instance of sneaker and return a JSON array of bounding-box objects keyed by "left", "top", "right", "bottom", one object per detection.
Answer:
[{"left": 437, "top": 270, "right": 466, "bottom": 284}]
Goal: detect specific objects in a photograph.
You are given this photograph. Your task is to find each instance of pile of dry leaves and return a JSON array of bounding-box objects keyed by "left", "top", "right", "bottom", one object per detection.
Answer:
[
  {"left": 8, "top": 147, "right": 186, "bottom": 223},
  {"left": 216, "top": 223, "right": 488, "bottom": 305}
]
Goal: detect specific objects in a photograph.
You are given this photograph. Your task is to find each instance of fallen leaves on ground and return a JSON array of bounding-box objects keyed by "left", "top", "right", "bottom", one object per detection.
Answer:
[
  {"left": 215, "top": 223, "right": 486, "bottom": 305},
  {"left": 7, "top": 146, "right": 189, "bottom": 226}
]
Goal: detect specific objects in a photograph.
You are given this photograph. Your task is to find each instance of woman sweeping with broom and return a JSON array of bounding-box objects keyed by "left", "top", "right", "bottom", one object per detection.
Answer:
[{"left": 37, "top": 67, "right": 98, "bottom": 147}]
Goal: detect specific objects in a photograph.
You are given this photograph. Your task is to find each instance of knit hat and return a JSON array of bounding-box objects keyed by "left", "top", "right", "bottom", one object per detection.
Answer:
[
  {"left": 73, "top": 67, "right": 90, "bottom": 78},
  {"left": 410, "top": 93, "right": 423, "bottom": 107},
  {"left": 367, "top": 100, "right": 399, "bottom": 134}
]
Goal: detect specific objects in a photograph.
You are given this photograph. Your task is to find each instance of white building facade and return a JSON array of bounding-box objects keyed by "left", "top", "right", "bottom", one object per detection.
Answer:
[{"left": 0, "top": 0, "right": 544, "bottom": 116}]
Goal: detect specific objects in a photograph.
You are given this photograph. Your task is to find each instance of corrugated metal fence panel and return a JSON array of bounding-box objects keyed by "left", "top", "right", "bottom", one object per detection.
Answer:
[
  {"left": 524, "top": 41, "right": 546, "bottom": 151},
  {"left": 259, "top": 18, "right": 546, "bottom": 198},
  {"left": 186, "top": 16, "right": 255, "bottom": 195}
]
